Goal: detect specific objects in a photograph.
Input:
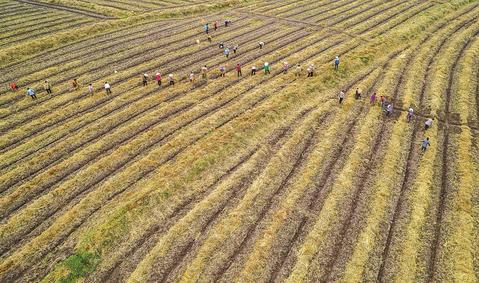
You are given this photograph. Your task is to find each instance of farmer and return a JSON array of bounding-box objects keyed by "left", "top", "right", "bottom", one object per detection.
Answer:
[
  {"left": 251, "top": 65, "right": 257, "bottom": 75},
  {"left": 104, "top": 82, "right": 111, "bottom": 94},
  {"left": 421, "top": 137, "right": 431, "bottom": 151},
  {"left": 339, "top": 90, "right": 345, "bottom": 104},
  {"left": 27, "top": 87, "right": 37, "bottom": 100},
  {"left": 220, "top": 65, "right": 226, "bottom": 77},
  {"left": 224, "top": 47, "right": 230, "bottom": 58},
  {"left": 233, "top": 45, "right": 238, "bottom": 54},
  {"left": 259, "top": 41, "right": 265, "bottom": 49},
  {"left": 370, "top": 92, "right": 377, "bottom": 104},
  {"left": 201, "top": 65, "right": 208, "bottom": 79},
  {"left": 156, "top": 72, "right": 162, "bottom": 86},
  {"left": 307, "top": 64, "right": 314, "bottom": 77},
  {"left": 407, "top": 107, "right": 414, "bottom": 122},
  {"left": 295, "top": 64, "right": 301, "bottom": 77},
  {"left": 236, "top": 63, "right": 242, "bottom": 77},
  {"left": 425, "top": 118, "right": 433, "bottom": 130},
  {"left": 334, "top": 56, "right": 340, "bottom": 70},
  {"left": 189, "top": 71, "right": 195, "bottom": 82},
  {"left": 10, "top": 82, "right": 18, "bottom": 91},
  {"left": 380, "top": 96, "right": 386, "bottom": 109},
  {"left": 204, "top": 23, "right": 209, "bottom": 34},
  {"left": 72, "top": 79, "right": 79, "bottom": 90},
  {"left": 355, "top": 88, "right": 362, "bottom": 99},
  {"left": 168, "top": 74, "right": 174, "bottom": 85},
  {"left": 44, "top": 80, "right": 52, "bottom": 94},
  {"left": 214, "top": 20, "right": 218, "bottom": 31},
  {"left": 283, "top": 62, "right": 289, "bottom": 74},
  {"left": 219, "top": 41, "right": 224, "bottom": 49},
  {"left": 386, "top": 103, "right": 393, "bottom": 116},
  {"left": 88, "top": 83, "right": 94, "bottom": 94},
  {"left": 142, "top": 73, "right": 148, "bottom": 86},
  {"left": 225, "top": 20, "right": 230, "bottom": 27},
  {"left": 263, "top": 62, "right": 270, "bottom": 75}
]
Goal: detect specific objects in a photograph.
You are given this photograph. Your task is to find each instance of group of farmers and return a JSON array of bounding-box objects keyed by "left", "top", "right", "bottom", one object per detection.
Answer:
[{"left": 7, "top": 19, "right": 433, "bottom": 152}]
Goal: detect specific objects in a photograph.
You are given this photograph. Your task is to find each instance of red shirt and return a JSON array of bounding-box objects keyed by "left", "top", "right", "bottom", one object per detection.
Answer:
[{"left": 236, "top": 65, "right": 241, "bottom": 71}]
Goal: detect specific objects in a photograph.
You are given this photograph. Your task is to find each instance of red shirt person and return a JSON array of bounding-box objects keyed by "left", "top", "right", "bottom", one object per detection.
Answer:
[
  {"left": 10, "top": 82, "right": 18, "bottom": 91},
  {"left": 236, "top": 63, "right": 242, "bottom": 77}
]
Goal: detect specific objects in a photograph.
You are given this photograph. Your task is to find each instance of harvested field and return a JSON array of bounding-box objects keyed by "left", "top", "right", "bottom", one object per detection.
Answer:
[{"left": 0, "top": 0, "right": 478, "bottom": 282}]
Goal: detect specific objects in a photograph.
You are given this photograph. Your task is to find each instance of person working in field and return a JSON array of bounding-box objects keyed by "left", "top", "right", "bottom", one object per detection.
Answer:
[
  {"left": 219, "top": 41, "right": 224, "bottom": 49},
  {"left": 380, "top": 96, "right": 386, "bottom": 109},
  {"left": 233, "top": 45, "right": 238, "bottom": 54},
  {"left": 259, "top": 41, "right": 265, "bottom": 49},
  {"left": 251, "top": 65, "right": 257, "bottom": 75},
  {"left": 201, "top": 65, "right": 208, "bottom": 79},
  {"left": 295, "top": 64, "right": 301, "bottom": 77},
  {"left": 307, "top": 64, "right": 314, "bottom": 77},
  {"left": 370, "top": 92, "right": 377, "bottom": 105},
  {"left": 334, "top": 56, "right": 340, "bottom": 70},
  {"left": 386, "top": 103, "right": 393, "bottom": 116},
  {"left": 156, "top": 72, "right": 162, "bottom": 86},
  {"left": 142, "top": 73, "right": 148, "bottom": 86},
  {"left": 72, "top": 79, "right": 79, "bottom": 90},
  {"left": 407, "top": 107, "right": 414, "bottom": 122},
  {"left": 214, "top": 20, "right": 218, "bottom": 31},
  {"left": 204, "top": 23, "right": 209, "bottom": 34},
  {"left": 219, "top": 65, "right": 226, "bottom": 77},
  {"left": 339, "top": 90, "right": 345, "bottom": 104},
  {"left": 236, "top": 63, "right": 242, "bottom": 77},
  {"left": 425, "top": 118, "right": 433, "bottom": 130},
  {"left": 104, "top": 82, "right": 111, "bottom": 94},
  {"left": 88, "top": 83, "right": 94, "bottom": 94},
  {"left": 263, "top": 62, "right": 270, "bottom": 74},
  {"left": 283, "top": 62, "right": 289, "bottom": 74},
  {"left": 10, "top": 82, "right": 18, "bottom": 91},
  {"left": 355, "top": 88, "right": 362, "bottom": 99},
  {"left": 168, "top": 74, "right": 174, "bottom": 85},
  {"left": 421, "top": 137, "right": 430, "bottom": 151},
  {"left": 44, "top": 80, "right": 52, "bottom": 94},
  {"left": 27, "top": 87, "right": 37, "bottom": 100},
  {"left": 224, "top": 47, "right": 230, "bottom": 58}
]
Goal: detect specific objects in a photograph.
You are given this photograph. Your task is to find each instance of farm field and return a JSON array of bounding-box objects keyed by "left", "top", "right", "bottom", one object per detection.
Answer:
[{"left": 0, "top": 0, "right": 478, "bottom": 282}]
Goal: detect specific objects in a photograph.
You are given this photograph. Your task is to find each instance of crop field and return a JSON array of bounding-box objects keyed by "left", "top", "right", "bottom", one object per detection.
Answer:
[{"left": 0, "top": 0, "right": 478, "bottom": 282}]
